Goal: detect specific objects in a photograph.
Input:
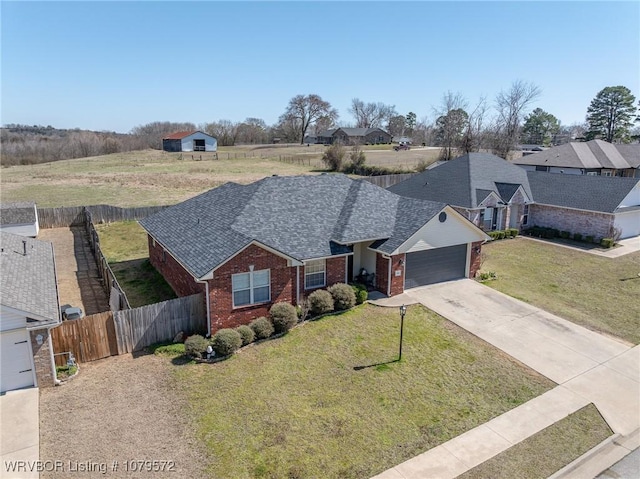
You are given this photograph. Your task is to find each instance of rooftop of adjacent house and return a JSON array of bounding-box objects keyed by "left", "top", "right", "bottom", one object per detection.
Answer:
[
  {"left": 526, "top": 171, "right": 639, "bottom": 213},
  {"left": 0, "top": 202, "right": 37, "bottom": 225},
  {"left": 317, "top": 127, "right": 388, "bottom": 138},
  {"left": 0, "top": 232, "right": 60, "bottom": 324},
  {"left": 163, "top": 130, "right": 214, "bottom": 140},
  {"left": 515, "top": 140, "right": 640, "bottom": 169},
  {"left": 388, "top": 153, "right": 532, "bottom": 208},
  {"left": 139, "top": 174, "right": 447, "bottom": 279}
]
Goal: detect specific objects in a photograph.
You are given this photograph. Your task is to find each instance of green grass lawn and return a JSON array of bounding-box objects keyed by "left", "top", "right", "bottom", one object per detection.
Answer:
[
  {"left": 170, "top": 304, "right": 554, "bottom": 478},
  {"left": 482, "top": 238, "right": 640, "bottom": 344},
  {"left": 94, "top": 221, "right": 176, "bottom": 307},
  {"left": 458, "top": 403, "right": 612, "bottom": 479}
]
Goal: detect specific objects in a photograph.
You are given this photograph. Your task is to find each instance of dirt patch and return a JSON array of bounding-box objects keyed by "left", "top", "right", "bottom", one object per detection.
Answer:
[
  {"left": 38, "top": 227, "right": 109, "bottom": 315},
  {"left": 39, "top": 353, "right": 205, "bottom": 478}
]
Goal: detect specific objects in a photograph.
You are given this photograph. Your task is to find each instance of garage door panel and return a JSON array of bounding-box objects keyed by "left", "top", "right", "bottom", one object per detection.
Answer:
[
  {"left": 406, "top": 244, "right": 467, "bottom": 288},
  {"left": 614, "top": 212, "right": 640, "bottom": 239},
  {"left": 1, "top": 329, "right": 35, "bottom": 392}
]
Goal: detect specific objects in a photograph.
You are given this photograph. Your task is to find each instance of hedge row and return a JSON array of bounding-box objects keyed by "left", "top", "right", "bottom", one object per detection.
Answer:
[
  {"left": 487, "top": 228, "right": 519, "bottom": 240},
  {"left": 524, "top": 226, "right": 615, "bottom": 248}
]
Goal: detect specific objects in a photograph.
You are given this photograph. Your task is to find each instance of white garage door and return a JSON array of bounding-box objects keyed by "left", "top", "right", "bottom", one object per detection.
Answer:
[
  {"left": 1, "top": 329, "right": 35, "bottom": 392},
  {"left": 614, "top": 211, "right": 640, "bottom": 239}
]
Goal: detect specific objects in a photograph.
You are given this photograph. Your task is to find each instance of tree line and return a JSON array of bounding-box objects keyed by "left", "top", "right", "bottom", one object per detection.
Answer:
[{"left": 1, "top": 83, "right": 637, "bottom": 166}]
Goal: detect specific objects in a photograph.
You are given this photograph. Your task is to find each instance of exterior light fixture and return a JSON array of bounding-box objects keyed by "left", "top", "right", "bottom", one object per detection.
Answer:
[{"left": 399, "top": 304, "right": 407, "bottom": 361}]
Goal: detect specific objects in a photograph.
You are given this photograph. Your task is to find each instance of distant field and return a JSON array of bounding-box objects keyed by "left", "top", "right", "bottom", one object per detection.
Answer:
[{"left": 1, "top": 145, "right": 440, "bottom": 207}]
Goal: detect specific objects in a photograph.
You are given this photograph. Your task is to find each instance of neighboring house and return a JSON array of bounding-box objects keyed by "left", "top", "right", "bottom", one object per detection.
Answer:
[
  {"left": 316, "top": 127, "right": 392, "bottom": 145},
  {"left": 389, "top": 152, "right": 640, "bottom": 240},
  {"left": 0, "top": 202, "right": 40, "bottom": 237},
  {"left": 393, "top": 136, "right": 413, "bottom": 145},
  {"left": 140, "top": 174, "right": 488, "bottom": 334},
  {"left": 389, "top": 153, "right": 534, "bottom": 232},
  {"left": 1, "top": 232, "right": 61, "bottom": 392},
  {"left": 162, "top": 131, "right": 217, "bottom": 152},
  {"left": 526, "top": 172, "right": 640, "bottom": 240},
  {"left": 515, "top": 140, "right": 640, "bottom": 177}
]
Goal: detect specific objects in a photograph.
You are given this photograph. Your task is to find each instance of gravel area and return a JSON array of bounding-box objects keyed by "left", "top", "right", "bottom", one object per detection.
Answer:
[{"left": 39, "top": 353, "right": 205, "bottom": 478}]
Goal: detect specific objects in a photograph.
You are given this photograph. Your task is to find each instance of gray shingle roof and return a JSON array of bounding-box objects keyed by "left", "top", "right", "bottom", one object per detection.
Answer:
[
  {"left": 139, "top": 174, "right": 446, "bottom": 278},
  {"left": 516, "top": 140, "right": 640, "bottom": 170},
  {"left": 526, "top": 171, "right": 639, "bottom": 213},
  {"left": 0, "top": 202, "right": 37, "bottom": 225},
  {"left": 1, "top": 232, "right": 60, "bottom": 324},
  {"left": 389, "top": 153, "right": 531, "bottom": 208}
]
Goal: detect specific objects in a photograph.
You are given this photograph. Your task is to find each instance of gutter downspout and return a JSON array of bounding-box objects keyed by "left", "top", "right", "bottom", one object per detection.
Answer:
[
  {"left": 296, "top": 265, "right": 300, "bottom": 305},
  {"left": 196, "top": 278, "right": 211, "bottom": 337}
]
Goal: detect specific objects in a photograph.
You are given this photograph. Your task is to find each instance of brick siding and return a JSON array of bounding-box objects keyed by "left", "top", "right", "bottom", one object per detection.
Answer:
[
  {"left": 530, "top": 205, "right": 614, "bottom": 239},
  {"left": 148, "top": 235, "right": 204, "bottom": 297},
  {"left": 375, "top": 253, "right": 389, "bottom": 294},
  {"left": 469, "top": 241, "right": 483, "bottom": 278},
  {"left": 388, "top": 254, "right": 405, "bottom": 296},
  {"left": 30, "top": 328, "right": 55, "bottom": 388}
]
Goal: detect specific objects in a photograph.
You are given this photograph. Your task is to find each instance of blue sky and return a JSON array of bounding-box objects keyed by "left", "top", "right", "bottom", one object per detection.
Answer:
[{"left": 2, "top": 1, "right": 638, "bottom": 133}]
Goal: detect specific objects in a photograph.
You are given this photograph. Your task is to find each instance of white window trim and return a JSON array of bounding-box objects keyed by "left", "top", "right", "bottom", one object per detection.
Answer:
[
  {"left": 232, "top": 269, "right": 271, "bottom": 308},
  {"left": 304, "top": 259, "right": 326, "bottom": 290},
  {"left": 522, "top": 204, "right": 529, "bottom": 226}
]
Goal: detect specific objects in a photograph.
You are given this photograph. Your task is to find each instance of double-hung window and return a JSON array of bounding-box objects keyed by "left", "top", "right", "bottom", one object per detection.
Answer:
[
  {"left": 232, "top": 269, "right": 270, "bottom": 307},
  {"left": 305, "top": 259, "right": 326, "bottom": 289}
]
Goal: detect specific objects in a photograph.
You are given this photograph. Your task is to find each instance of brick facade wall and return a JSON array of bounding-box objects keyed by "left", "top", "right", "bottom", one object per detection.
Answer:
[
  {"left": 469, "top": 241, "right": 483, "bottom": 278},
  {"left": 530, "top": 205, "right": 614, "bottom": 239},
  {"left": 148, "top": 235, "right": 204, "bottom": 297},
  {"left": 388, "top": 254, "right": 405, "bottom": 296},
  {"left": 208, "top": 244, "right": 297, "bottom": 332},
  {"left": 375, "top": 253, "right": 389, "bottom": 294},
  {"left": 30, "top": 328, "right": 55, "bottom": 388}
]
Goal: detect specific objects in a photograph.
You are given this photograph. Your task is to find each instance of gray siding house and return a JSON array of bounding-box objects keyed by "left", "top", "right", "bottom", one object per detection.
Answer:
[{"left": 316, "top": 127, "right": 392, "bottom": 145}]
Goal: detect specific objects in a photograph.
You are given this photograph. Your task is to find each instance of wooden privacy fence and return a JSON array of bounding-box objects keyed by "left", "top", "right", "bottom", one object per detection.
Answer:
[
  {"left": 85, "top": 209, "right": 131, "bottom": 310},
  {"left": 51, "top": 311, "right": 117, "bottom": 366},
  {"left": 37, "top": 204, "right": 172, "bottom": 229},
  {"left": 114, "top": 294, "right": 206, "bottom": 354},
  {"left": 52, "top": 294, "right": 206, "bottom": 363},
  {"left": 362, "top": 173, "right": 416, "bottom": 188}
]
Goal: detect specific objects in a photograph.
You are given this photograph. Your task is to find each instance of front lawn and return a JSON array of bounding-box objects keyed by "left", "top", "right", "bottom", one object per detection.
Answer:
[
  {"left": 172, "top": 304, "right": 554, "bottom": 478},
  {"left": 95, "top": 221, "right": 176, "bottom": 307},
  {"left": 482, "top": 238, "right": 640, "bottom": 344}
]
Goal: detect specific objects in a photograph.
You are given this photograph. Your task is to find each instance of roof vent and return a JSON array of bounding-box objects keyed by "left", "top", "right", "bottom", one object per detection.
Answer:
[
  {"left": 272, "top": 174, "right": 278, "bottom": 177},
  {"left": 22, "top": 240, "right": 27, "bottom": 256}
]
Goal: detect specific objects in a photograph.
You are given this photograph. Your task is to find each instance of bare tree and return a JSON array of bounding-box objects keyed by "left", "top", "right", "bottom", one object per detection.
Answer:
[
  {"left": 349, "top": 98, "right": 397, "bottom": 129},
  {"left": 203, "top": 120, "right": 239, "bottom": 146},
  {"left": 434, "top": 91, "right": 469, "bottom": 160},
  {"left": 236, "top": 118, "right": 269, "bottom": 144},
  {"left": 279, "top": 94, "right": 338, "bottom": 144},
  {"left": 130, "top": 121, "right": 197, "bottom": 149},
  {"left": 460, "top": 96, "right": 489, "bottom": 153},
  {"left": 492, "top": 80, "right": 541, "bottom": 158}
]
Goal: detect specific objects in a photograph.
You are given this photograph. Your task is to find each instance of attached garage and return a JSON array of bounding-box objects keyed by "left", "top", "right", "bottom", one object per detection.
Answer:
[
  {"left": 614, "top": 209, "right": 640, "bottom": 239},
  {"left": 1, "top": 329, "right": 35, "bottom": 393},
  {"left": 405, "top": 244, "right": 468, "bottom": 289}
]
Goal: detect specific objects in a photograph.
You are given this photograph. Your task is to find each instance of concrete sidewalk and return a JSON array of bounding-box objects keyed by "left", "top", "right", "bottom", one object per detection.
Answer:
[
  {"left": 372, "top": 280, "right": 639, "bottom": 478},
  {"left": 0, "top": 388, "right": 40, "bottom": 479}
]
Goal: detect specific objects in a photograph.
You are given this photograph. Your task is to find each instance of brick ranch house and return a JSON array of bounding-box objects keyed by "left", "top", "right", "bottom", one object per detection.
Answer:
[
  {"left": 140, "top": 174, "right": 489, "bottom": 335},
  {"left": 389, "top": 153, "right": 640, "bottom": 240},
  {"left": 1, "top": 232, "right": 61, "bottom": 392}
]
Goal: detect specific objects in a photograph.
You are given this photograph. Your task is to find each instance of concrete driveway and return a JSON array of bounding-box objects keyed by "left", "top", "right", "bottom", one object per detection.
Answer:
[
  {"left": 0, "top": 388, "right": 39, "bottom": 479},
  {"left": 372, "top": 279, "right": 639, "bottom": 478},
  {"left": 406, "top": 280, "right": 639, "bottom": 435}
]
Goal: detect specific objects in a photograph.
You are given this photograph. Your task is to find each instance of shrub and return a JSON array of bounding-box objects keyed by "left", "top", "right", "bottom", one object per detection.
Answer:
[
  {"left": 152, "top": 343, "right": 186, "bottom": 356},
  {"left": 296, "top": 299, "right": 311, "bottom": 321},
  {"left": 573, "top": 233, "right": 583, "bottom": 242},
  {"left": 308, "top": 289, "right": 334, "bottom": 316},
  {"left": 415, "top": 159, "right": 430, "bottom": 172},
  {"left": 235, "top": 325, "right": 255, "bottom": 346},
  {"left": 184, "top": 334, "right": 209, "bottom": 358},
  {"left": 211, "top": 329, "right": 242, "bottom": 356},
  {"left": 497, "top": 230, "right": 506, "bottom": 240},
  {"left": 507, "top": 228, "right": 519, "bottom": 238},
  {"left": 321, "top": 142, "right": 346, "bottom": 171},
  {"left": 250, "top": 317, "right": 274, "bottom": 340},
  {"left": 269, "top": 302, "right": 298, "bottom": 334},
  {"left": 328, "top": 283, "right": 356, "bottom": 311},
  {"left": 601, "top": 238, "right": 614, "bottom": 248},
  {"left": 560, "top": 231, "right": 570, "bottom": 239},
  {"left": 585, "top": 235, "right": 595, "bottom": 244},
  {"left": 351, "top": 283, "right": 368, "bottom": 305}
]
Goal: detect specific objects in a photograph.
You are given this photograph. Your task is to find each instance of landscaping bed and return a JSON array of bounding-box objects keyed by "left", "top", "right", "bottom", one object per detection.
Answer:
[
  {"left": 482, "top": 238, "right": 640, "bottom": 344},
  {"left": 168, "top": 304, "right": 554, "bottom": 478}
]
